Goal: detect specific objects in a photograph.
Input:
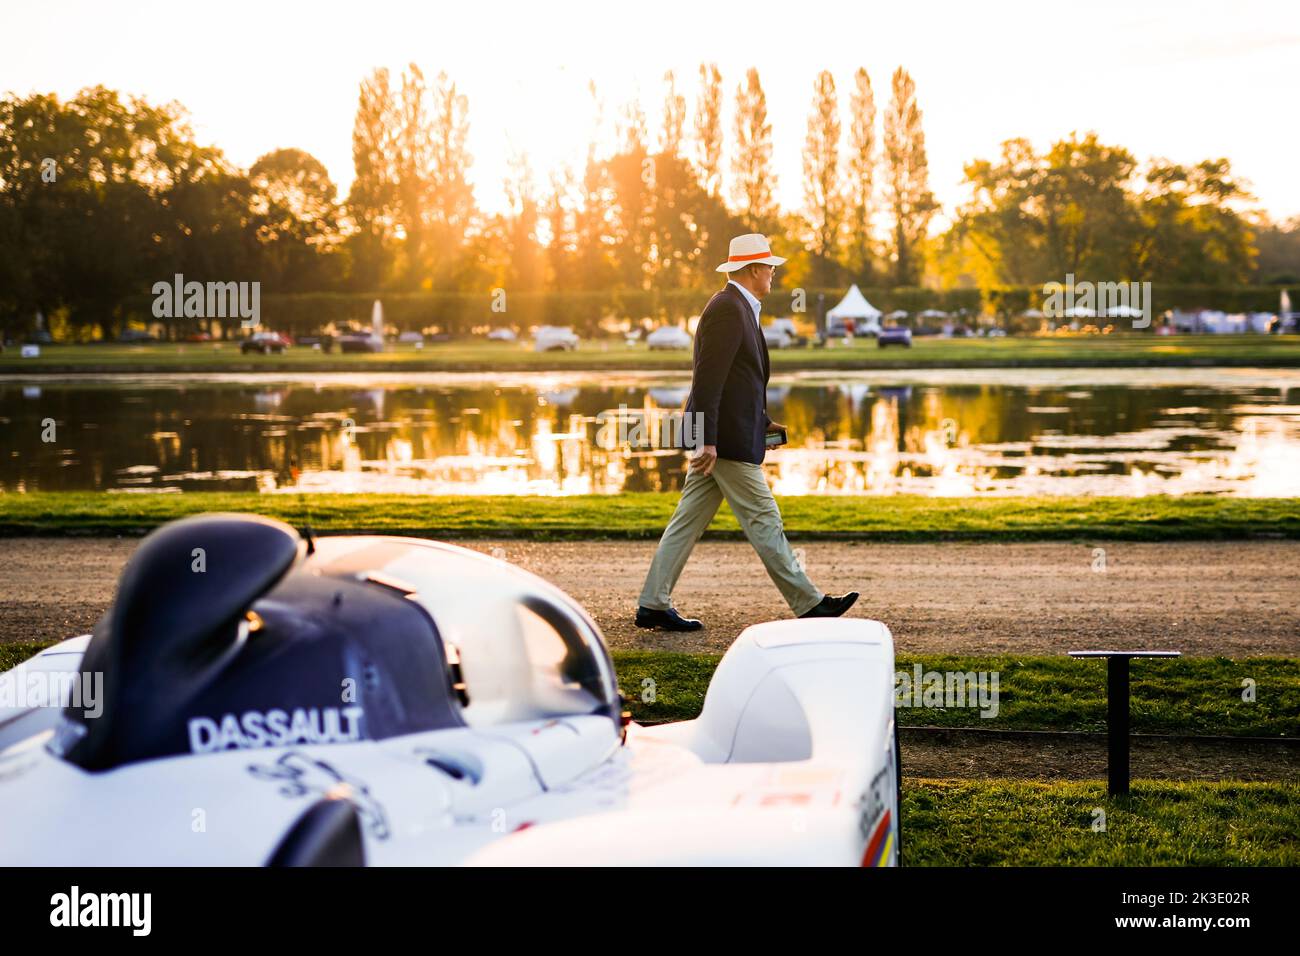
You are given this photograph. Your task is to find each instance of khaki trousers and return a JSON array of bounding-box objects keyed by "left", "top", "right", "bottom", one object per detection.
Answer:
[{"left": 638, "top": 458, "right": 823, "bottom": 617}]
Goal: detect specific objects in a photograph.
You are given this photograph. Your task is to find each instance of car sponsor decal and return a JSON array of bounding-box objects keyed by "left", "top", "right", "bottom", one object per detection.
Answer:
[
  {"left": 248, "top": 751, "right": 390, "bottom": 840},
  {"left": 732, "top": 765, "right": 844, "bottom": 808},
  {"left": 861, "top": 810, "right": 894, "bottom": 867},
  {"left": 188, "top": 706, "right": 365, "bottom": 753},
  {"left": 856, "top": 763, "right": 895, "bottom": 865}
]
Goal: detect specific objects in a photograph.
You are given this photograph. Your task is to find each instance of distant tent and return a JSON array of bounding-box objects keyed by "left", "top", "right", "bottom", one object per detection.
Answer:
[{"left": 827, "top": 285, "right": 883, "bottom": 326}]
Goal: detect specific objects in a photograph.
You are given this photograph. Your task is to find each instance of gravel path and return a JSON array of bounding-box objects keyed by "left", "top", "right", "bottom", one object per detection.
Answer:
[{"left": 2, "top": 537, "right": 1297, "bottom": 657}]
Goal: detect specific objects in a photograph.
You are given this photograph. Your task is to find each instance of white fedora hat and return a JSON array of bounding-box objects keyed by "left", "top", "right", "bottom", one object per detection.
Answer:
[{"left": 716, "top": 233, "right": 787, "bottom": 273}]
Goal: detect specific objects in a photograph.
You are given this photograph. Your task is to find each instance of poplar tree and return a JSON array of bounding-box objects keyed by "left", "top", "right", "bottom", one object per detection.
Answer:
[
  {"left": 883, "top": 67, "right": 937, "bottom": 286},
  {"left": 346, "top": 67, "right": 397, "bottom": 290},
  {"left": 731, "top": 68, "right": 777, "bottom": 232},
  {"left": 846, "top": 67, "right": 878, "bottom": 283},
  {"left": 802, "top": 70, "right": 844, "bottom": 286},
  {"left": 660, "top": 71, "right": 687, "bottom": 157},
  {"left": 692, "top": 63, "right": 723, "bottom": 197}
]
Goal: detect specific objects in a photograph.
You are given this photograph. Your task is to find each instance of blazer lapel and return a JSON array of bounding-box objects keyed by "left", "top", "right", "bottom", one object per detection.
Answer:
[
  {"left": 731, "top": 283, "right": 770, "bottom": 381},
  {"left": 724, "top": 281, "right": 770, "bottom": 382}
]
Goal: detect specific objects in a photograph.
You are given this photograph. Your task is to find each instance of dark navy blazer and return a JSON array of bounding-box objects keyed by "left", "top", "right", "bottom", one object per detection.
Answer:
[{"left": 683, "top": 282, "right": 771, "bottom": 464}]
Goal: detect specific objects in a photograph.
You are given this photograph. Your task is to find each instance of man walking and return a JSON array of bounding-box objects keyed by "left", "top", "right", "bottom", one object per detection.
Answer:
[{"left": 635, "top": 233, "right": 859, "bottom": 632}]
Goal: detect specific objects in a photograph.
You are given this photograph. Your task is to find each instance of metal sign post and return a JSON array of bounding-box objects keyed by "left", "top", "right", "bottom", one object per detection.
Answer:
[{"left": 1067, "top": 650, "right": 1182, "bottom": 795}]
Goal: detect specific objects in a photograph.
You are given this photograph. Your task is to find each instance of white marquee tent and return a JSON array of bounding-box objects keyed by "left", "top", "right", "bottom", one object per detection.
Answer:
[{"left": 827, "top": 285, "right": 883, "bottom": 322}]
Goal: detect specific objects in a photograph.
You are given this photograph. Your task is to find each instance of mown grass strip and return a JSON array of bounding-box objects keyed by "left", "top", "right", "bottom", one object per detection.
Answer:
[
  {"left": 902, "top": 779, "right": 1300, "bottom": 865},
  {"left": 5, "top": 335, "right": 1300, "bottom": 373},
  {"left": 2, "top": 492, "right": 1296, "bottom": 541},
  {"left": 5, "top": 643, "right": 1293, "bottom": 738},
  {"left": 611, "top": 651, "right": 1300, "bottom": 737}
]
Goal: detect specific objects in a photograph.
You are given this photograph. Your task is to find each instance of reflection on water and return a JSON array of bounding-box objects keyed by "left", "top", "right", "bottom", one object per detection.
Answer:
[{"left": 2, "top": 369, "right": 1299, "bottom": 497}]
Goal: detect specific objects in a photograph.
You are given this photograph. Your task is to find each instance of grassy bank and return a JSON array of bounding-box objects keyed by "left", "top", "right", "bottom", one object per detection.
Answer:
[
  {"left": 7, "top": 643, "right": 1295, "bottom": 738},
  {"left": 4, "top": 334, "right": 1300, "bottom": 373},
  {"left": 614, "top": 652, "right": 1300, "bottom": 737},
  {"left": 2, "top": 492, "right": 1296, "bottom": 541},
  {"left": 903, "top": 780, "right": 1300, "bottom": 865}
]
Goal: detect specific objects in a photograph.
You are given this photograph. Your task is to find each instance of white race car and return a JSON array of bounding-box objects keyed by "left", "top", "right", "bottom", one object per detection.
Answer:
[{"left": 0, "top": 514, "right": 900, "bottom": 866}]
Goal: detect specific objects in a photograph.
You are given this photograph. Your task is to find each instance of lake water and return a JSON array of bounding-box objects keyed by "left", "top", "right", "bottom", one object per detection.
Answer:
[{"left": 2, "top": 368, "right": 1299, "bottom": 496}]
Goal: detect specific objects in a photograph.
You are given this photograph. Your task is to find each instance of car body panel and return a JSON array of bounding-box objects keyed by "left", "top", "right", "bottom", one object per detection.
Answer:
[{"left": 0, "top": 518, "right": 898, "bottom": 866}]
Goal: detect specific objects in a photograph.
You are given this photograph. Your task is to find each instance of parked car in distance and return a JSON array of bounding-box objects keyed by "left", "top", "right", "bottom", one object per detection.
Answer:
[
  {"left": 534, "top": 326, "right": 580, "bottom": 352},
  {"left": 877, "top": 326, "right": 913, "bottom": 348},
  {"left": 296, "top": 334, "right": 335, "bottom": 353},
  {"left": 338, "top": 333, "right": 383, "bottom": 353},
  {"left": 397, "top": 331, "right": 424, "bottom": 345},
  {"left": 645, "top": 325, "right": 692, "bottom": 350},
  {"left": 763, "top": 318, "right": 808, "bottom": 350},
  {"left": 118, "top": 329, "right": 155, "bottom": 344},
  {"left": 240, "top": 331, "right": 290, "bottom": 354},
  {"left": 486, "top": 327, "right": 517, "bottom": 342}
]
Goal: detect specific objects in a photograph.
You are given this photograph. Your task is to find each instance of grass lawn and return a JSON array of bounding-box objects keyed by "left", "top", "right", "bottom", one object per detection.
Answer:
[
  {"left": 2, "top": 491, "right": 1296, "bottom": 540},
  {"left": 4, "top": 334, "right": 1300, "bottom": 373},
  {"left": 902, "top": 780, "right": 1299, "bottom": 865},
  {"left": 6, "top": 643, "right": 1295, "bottom": 738},
  {"left": 614, "top": 652, "right": 1300, "bottom": 737}
]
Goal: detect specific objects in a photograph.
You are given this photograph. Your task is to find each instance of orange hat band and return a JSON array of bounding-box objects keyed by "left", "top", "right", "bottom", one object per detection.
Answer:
[{"left": 727, "top": 250, "right": 773, "bottom": 262}]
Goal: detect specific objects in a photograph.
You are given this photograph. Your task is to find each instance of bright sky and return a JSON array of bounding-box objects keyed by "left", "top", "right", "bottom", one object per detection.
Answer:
[{"left": 5, "top": 0, "right": 1299, "bottom": 226}]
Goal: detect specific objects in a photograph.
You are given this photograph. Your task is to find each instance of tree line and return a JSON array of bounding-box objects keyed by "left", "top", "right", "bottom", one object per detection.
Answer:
[{"left": 1, "top": 67, "right": 1294, "bottom": 339}]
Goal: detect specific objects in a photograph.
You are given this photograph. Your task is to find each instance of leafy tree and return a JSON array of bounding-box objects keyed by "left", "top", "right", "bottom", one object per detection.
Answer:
[
  {"left": 731, "top": 68, "right": 778, "bottom": 233},
  {"left": 608, "top": 98, "right": 653, "bottom": 289},
  {"left": 249, "top": 148, "right": 342, "bottom": 292},
  {"left": 882, "top": 67, "right": 936, "bottom": 286},
  {"left": 0, "top": 86, "right": 247, "bottom": 339},
  {"left": 0, "top": 92, "right": 70, "bottom": 331},
  {"left": 573, "top": 138, "right": 616, "bottom": 292},
  {"left": 392, "top": 64, "right": 435, "bottom": 288},
  {"left": 426, "top": 70, "right": 475, "bottom": 288},
  {"left": 543, "top": 164, "right": 579, "bottom": 293},
  {"left": 1036, "top": 133, "right": 1138, "bottom": 278},
  {"left": 802, "top": 70, "right": 844, "bottom": 288},
  {"left": 1253, "top": 215, "right": 1300, "bottom": 284},
  {"left": 659, "top": 71, "right": 687, "bottom": 157},
  {"left": 1137, "top": 158, "right": 1254, "bottom": 284},
  {"left": 345, "top": 68, "right": 397, "bottom": 291},
  {"left": 500, "top": 149, "right": 543, "bottom": 292},
  {"left": 692, "top": 63, "right": 724, "bottom": 198},
  {"left": 845, "top": 67, "right": 878, "bottom": 283}
]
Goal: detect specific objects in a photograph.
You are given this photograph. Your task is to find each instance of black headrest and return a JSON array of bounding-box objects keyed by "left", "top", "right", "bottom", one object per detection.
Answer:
[{"left": 54, "top": 514, "right": 302, "bottom": 771}]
